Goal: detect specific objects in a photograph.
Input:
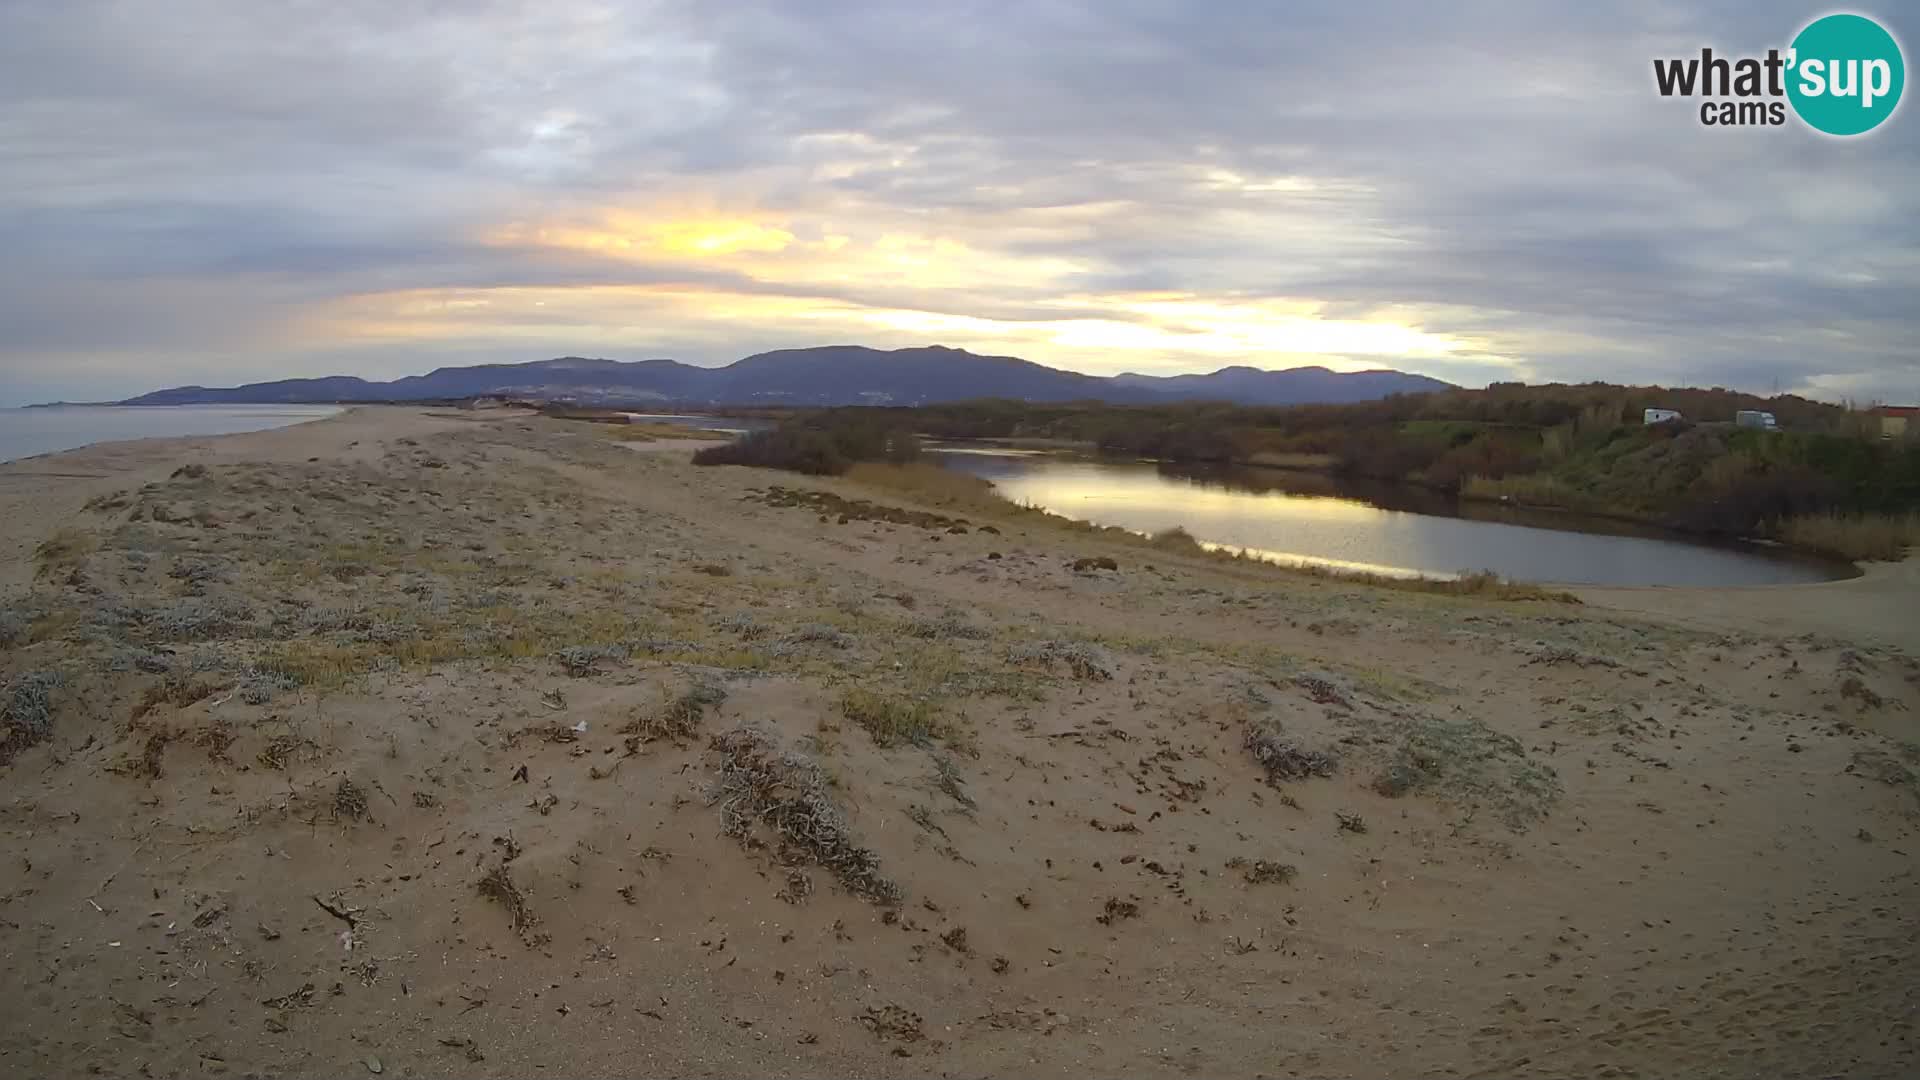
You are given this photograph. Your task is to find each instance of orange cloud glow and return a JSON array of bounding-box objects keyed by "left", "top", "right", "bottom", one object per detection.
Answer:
[
  {"left": 484, "top": 205, "right": 1090, "bottom": 293},
  {"left": 488, "top": 214, "right": 797, "bottom": 257},
  {"left": 312, "top": 199, "right": 1523, "bottom": 380}
]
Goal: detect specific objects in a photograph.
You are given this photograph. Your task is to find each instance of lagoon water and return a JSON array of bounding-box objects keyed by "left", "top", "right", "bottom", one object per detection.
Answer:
[
  {"left": 0, "top": 405, "right": 344, "bottom": 464},
  {"left": 930, "top": 447, "right": 1850, "bottom": 588}
]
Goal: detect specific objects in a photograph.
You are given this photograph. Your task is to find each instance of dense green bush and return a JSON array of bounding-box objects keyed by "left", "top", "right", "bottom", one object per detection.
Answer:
[{"left": 693, "top": 411, "right": 921, "bottom": 475}]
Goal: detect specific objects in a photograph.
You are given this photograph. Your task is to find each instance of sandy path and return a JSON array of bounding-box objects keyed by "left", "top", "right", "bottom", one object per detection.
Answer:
[{"left": 618, "top": 437, "right": 726, "bottom": 455}]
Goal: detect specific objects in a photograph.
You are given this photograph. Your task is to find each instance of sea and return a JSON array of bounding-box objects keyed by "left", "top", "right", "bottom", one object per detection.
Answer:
[{"left": 0, "top": 404, "right": 344, "bottom": 464}]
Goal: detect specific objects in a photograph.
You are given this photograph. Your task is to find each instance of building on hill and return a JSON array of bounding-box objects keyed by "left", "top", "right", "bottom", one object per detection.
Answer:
[{"left": 1874, "top": 405, "right": 1918, "bottom": 439}]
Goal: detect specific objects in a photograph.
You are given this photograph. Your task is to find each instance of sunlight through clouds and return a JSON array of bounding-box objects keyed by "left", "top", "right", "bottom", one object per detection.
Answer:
[
  {"left": 484, "top": 204, "right": 1096, "bottom": 292},
  {"left": 312, "top": 278, "right": 1504, "bottom": 381},
  {"left": 488, "top": 214, "right": 797, "bottom": 258},
  {"left": 457, "top": 192, "right": 1495, "bottom": 374},
  {"left": 0, "top": 1, "right": 1913, "bottom": 403}
]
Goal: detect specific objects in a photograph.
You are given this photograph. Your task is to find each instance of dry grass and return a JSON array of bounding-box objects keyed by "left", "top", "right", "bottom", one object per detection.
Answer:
[
  {"left": 1152, "top": 528, "right": 1582, "bottom": 602},
  {"left": 887, "top": 638, "right": 1042, "bottom": 704},
  {"left": 0, "top": 602, "right": 36, "bottom": 648},
  {"left": 130, "top": 677, "right": 224, "bottom": 722},
  {"left": 258, "top": 735, "right": 302, "bottom": 771},
  {"left": 25, "top": 610, "right": 83, "bottom": 646},
  {"left": 33, "top": 528, "right": 98, "bottom": 572},
  {"left": 709, "top": 726, "right": 900, "bottom": 904},
  {"left": 553, "top": 643, "right": 627, "bottom": 676},
  {"left": 1244, "top": 719, "right": 1339, "bottom": 783},
  {"left": 905, "top": 612, "right": 990, "bottom": 641},
  {"left": 1367, "top": 712, "right": 1562, "bottom": 828},
  {"left": 257, "top": 641, "right": 383, "bottom": 689},
  {"left": 1226, "top": 856, "right": 1298, "bottom": 884},
  {"left": 1774, "top": 511, "right": 1920, "bottom": 562},
  {"left": 1412, "top": 570, "right": 1581, "bottom": 603},
  {"left": 594, "top": 424, "right": 660, "bottom": 443},
  {"left": 252, "top": 606, "right": 649, "bottom": 690},
  {"left": 513, "top": 721, "right": 581, "bottom": 747},
  {"left": 332, "top": 777, "right": 371, "bottom": 821},
  {"left": 845, "top": 462, "right": 1001, "bottom": 511},
  {"left": 2, "top": 671, "right": 61, "bottom": 765},
  {"left": 931, "top": 753, "right": 975, "bottom": 810},
  {"left": 478, "top": 864, "right": 547, "bottom": 945},
  {"left": 1460, "top": 473, "right": 1595, "bottom": 511},
  {"left": 1149, "top": 526, "right": 1201, "bottom": 550},
  {"left": 858, "top": 1004, "right": 924, "bottom": 1042},
  {"left": 134, "top": 731, "right": 170, "bottom": 779},
  {"left": 1006, "top": 639, "right": 1114, "bottom": 681},
  {"left": 1850, "top": 744, "right": 1919, "bottom": 794},
  {"left": 1243, "top": 451, "right": 1337, "bottom": 470},
  {"left": 836, "top": 687, "right": 953, "bottom": 748},
  {"left": 624, "top": 682, "right": 726, "bottom": 745},
  {"left": 593, "top": 422, "right": 731, "bottom": 443}
]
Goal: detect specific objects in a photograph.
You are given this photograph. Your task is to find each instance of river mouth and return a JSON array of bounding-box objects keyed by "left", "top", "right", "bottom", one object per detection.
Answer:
[{"left": 927, "top": 445, "right": 1856, "bottom": 588}]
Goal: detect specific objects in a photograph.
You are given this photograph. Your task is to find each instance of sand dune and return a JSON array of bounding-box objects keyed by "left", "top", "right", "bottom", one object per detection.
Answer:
[{"left": 1, "top": 408, "right": 1914, "bottom": 1078}]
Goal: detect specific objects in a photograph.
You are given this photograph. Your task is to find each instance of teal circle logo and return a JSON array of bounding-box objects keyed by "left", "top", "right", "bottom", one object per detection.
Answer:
[{"left": 1787, "top": 13, "right": 1905, "bottom": 135}]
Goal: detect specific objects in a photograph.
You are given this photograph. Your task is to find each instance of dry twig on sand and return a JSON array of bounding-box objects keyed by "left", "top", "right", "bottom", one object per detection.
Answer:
[
  {"left": 709, "top": 726, "right": 900, "bottom": 904},
  {"left": 478, "top": 863, "right": 547, "bottom": 946},
  {"left": 1243, "top": 720, "right": 1337, "bottom": 784}
]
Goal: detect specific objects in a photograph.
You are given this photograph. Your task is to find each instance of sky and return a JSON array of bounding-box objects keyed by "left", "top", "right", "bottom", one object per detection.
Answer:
[{"left": 1, "top": 1, "right": 1916, "bottom": 406}]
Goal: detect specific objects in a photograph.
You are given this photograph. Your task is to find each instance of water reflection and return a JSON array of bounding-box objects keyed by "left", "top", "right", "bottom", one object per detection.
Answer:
[
  {"left": 930, "top": 447, "right": 1850, "bottom": 588},
  {"left": 619, "top": 412, "right": 774, "bottom": 438}
]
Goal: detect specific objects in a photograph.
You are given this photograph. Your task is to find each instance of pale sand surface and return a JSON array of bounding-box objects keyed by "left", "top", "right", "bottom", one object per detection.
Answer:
[
  {"left": 1577, "top": 558, "right": 1920, "bottom": 654},
  {"left": 1, "top": 407, "right": 1914, "bottom": 1078}
]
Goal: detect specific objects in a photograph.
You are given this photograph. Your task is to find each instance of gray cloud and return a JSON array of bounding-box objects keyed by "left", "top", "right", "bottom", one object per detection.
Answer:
[{"left": 1, "top": 0, "right": 1916, "bottom": 406}]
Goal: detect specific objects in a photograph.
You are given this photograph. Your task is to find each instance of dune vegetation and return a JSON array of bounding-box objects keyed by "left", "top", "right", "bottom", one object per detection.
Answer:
[{"left": 1773, "top": 510, "right": 1920, "bottom": 562}]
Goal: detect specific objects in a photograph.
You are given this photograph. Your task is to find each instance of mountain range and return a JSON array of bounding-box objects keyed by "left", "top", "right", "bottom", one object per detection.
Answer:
[{"left": 117, "top": 345, "right": 1453, "bottom": 408}]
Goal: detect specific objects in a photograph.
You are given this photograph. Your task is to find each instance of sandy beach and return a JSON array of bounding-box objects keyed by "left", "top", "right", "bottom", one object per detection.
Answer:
[{"left": 2, "top": 407, "right": 1915, "bottom": 1078}]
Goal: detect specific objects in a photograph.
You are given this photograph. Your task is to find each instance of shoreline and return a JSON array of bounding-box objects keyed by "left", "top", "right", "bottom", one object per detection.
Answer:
[
  {"left": 1573, "top": 552, "right": 1920, "bottom": 652},
  {"left": 0, "top": 402, "right": 349, "bottom": 466},
  {"left": 846, "top": 451, "right": 1914, "bottom": 647},
  {"left": 920, "top": 437, "right": 1888, "bottom": 567},
  {"left": 918, "top": 444, "right": 1861, "bottom": 588}
]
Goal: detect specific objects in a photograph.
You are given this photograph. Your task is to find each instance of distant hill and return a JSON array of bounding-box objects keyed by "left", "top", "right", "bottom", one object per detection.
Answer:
[
  {"left": 1112, "top": 364, "right": 1453, "bottom": 405},
  {"left": 116, "top": 346, "right": 1453, "bottom": 408}
]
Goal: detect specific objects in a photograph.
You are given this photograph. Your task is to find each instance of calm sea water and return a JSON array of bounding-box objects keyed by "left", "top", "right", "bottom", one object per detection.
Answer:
[
  {"left": 0, "top": 405, "right": 344, "bottom": 463},
  {"left": 930, "top": 447, "right": 1851, "bottom": 588}
]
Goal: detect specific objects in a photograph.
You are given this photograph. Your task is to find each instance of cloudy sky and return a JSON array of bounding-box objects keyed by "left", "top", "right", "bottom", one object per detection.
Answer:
[{"left": 2, "top": 1, "right": 1915, "bottom": 406}]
